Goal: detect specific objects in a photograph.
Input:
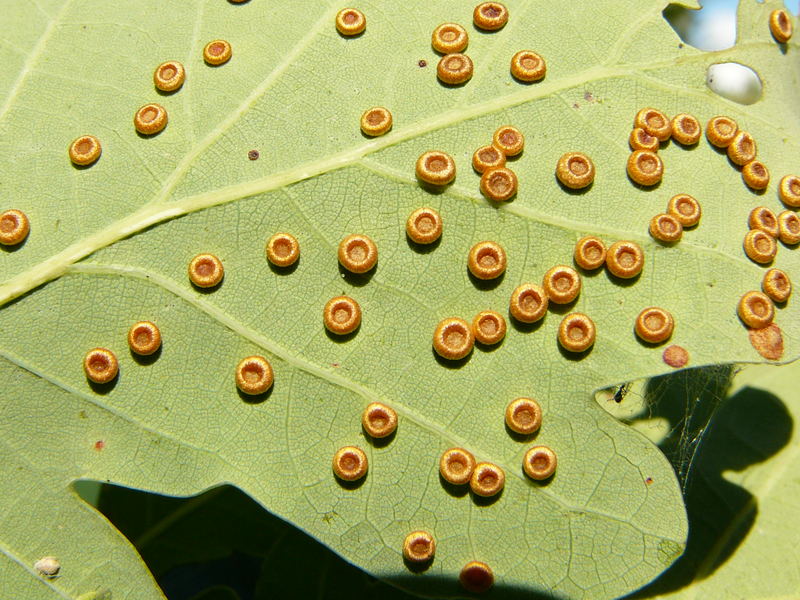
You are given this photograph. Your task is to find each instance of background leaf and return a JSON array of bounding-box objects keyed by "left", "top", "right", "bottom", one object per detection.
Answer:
[{"left": 1, "top": 0, "right": 798, "bottom": 598}]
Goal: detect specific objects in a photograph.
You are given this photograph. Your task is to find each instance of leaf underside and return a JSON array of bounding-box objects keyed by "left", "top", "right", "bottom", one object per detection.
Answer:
[{"left": 0, "top": 1, "right": 797, "bottom": 599}]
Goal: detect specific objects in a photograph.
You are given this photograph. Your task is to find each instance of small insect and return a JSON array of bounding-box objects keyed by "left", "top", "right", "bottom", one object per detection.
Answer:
[{"left": 613, "top": 383, "right": 630, "bottom": 403}]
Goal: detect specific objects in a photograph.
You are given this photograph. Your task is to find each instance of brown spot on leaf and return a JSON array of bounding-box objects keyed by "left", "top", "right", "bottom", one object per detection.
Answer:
[
  {"left": 94, "top": 440, "right": 105, "bottom": 451},
  {"left": 748, "top": 323, "right": 783, "bottom": 360},
  {"left": 662, "top": 344, "right": 689, "bottom": 368},
  {"left": 645, "top": 476, "right": 654, "bottom": 485},
  {"left": 248, "top": 150, "right": 259, "bottom": 160},
  {"left": 418, "top": 59, "right": 427, "bottom": 68}
]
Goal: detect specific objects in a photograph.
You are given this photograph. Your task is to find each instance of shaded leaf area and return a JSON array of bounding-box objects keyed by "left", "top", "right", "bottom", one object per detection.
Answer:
[
  {"left": 625, "top": 361, "right": 800, "bottom": 598},
  {"left": 1, "top": 1, "right": 799, "bottom": 599},
  {"left": 93, "top": 484, "right": 416, "bottom": 600}
]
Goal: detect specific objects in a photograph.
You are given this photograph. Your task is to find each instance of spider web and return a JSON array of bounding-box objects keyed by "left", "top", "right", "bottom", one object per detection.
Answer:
[{"left": 598, "top": 364, "right": 736, "bottom": 491}]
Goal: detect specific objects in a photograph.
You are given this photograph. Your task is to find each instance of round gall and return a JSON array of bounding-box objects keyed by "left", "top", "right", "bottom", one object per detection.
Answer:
[
  {"left": 338, "top": 234, "right": 378, "bottom": 273},
  {"left": 323, "top": 296, "right": 362, "bottom": 335},
  {"left": 203, "top": 40, "right": 232, "bottom": 65},
  {"left": 362, "top": 402, "right": 397, "bottom": 438},
  {"left": 573, "top": 236, "right": 606, "bottom": 270},
  {"left": 523, "top": 445, "right": 557, "bottom": 480},
  {"left": 68, "top": 135, "right": 102, "bottom": 166},
  {"left": 433, "top": 317, "right": 474, "bottom": 360},
  {"left": 439, "top": 447, "right": 476, "bottom": 485},
  {"left": 468, "top": 240, "right": 507, "bottom": 280},
  {"left": 332, "top": 446, "right": 368, "bottom": 481},
  {"left": 127, "top": 321, "right": 162, "bottom": 355},
  {"left": 84, "top": 348, "right": 119, "bottom": 384},
  {"left": 431, "top": 23, "right": 468, "bottom": 54},
  {"left": 335, "top": 8, "right": 366, "bottom": 36},
  {"left": 505, "top": 397, "right": 542, "bottom": 435},
  {"left": 406, "top": 207, "right": 442, "bottom": 244},
  {"left": 0, "top": 209, "right": 30, "bottom": 246},
  {"left": 153, "top": 61, "right": 185, "bottom": 92},
  {"left": 235, "top": 355, "right": 273, "bottom": 395},
  {"left": 188, "top": 253, "right": 224, "bottom": 288},
  {"left": 509, "top": 283, "right": 548, "bottom": 323},
  {"left": 558, "top": 313, "right": 596, "bottom": 353}
]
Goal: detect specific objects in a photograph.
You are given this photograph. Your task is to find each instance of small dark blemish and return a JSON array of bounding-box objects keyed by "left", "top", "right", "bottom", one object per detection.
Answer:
[
  {"left": 94, "top": 440, "right": 105, "bottom": 451},
  {"left": 248, "top": 150, "right": 259, "bottom": 160},
  {"left": 645, "top": 476, "right": 654, "bottom": 485},
  {"left": 418, "top": 59, "right": 427, "bottom": 68}
]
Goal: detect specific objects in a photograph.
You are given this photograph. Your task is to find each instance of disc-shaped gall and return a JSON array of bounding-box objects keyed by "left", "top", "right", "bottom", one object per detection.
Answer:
[
  {"left": 134, "top": 103, "right": 168, "bottom": 135},
  {"left": 338, "top": 234, "right": 378, "bottom": 273},
  {"left": 362, "top": 402, "right": 397, "bottom": 438},
  {"left": 627, "top": 150, "right": 663, "bottom": 186},
  {"left": 468, "top": 241, "right": 507, "bottom": 280},
  {"left": 770, "top": 9, "right": 793, "bottom": 43},
  {"left": 469, "top": 462, "right": 505, "bottom": 497},
  {"left": 324, "top": 296, "right": 362, "bottom": 335},
  {"left": 332, "top": 445, "right": 368, "bottom": 481},
  {"left": 634, "top": 307, "right": 674, "bottom": 344},
  {"left": 778, "top": 211, "right": 800, "bottom": 245},
  {"left": 68, "top": 135, "right": 102, "bottom": 166},
  {"left": 634, "top": 107, "right": 671, "bottom": 142},
  {"left": 360, "top": 106, "right": 392, "bottom": 137},
  {"left": 706, "top": 116, "right": 738, "bottom": 148},
  {"left": 479, "top": 167, "right": 518, "bottom": 202},
  {"left": 510, "top": 50, "right": 546, "bottom": 82},
  {"left": 153, "top": 61, "right": 185, "bottom": 92},
  {"left": 472, "top": 310, "right": 506, "bottom": 345},
  {"left": 473, "top": 2, "right": 508, "bottom": 30},
  {"left": 748, "top": 206, "right": 779, "bottom": 238},
  {"left": 460, "top": 561, "right": 494, "bottom": 594},
  {"left": 556, "top": 152, "right": 595, "bottom": 189},
  {"left": 437, "top": 53, "right": 473, "bottom": 85},
  {"left": 558, "top": 313, "right": 596, "bottom": 353},
  {"left": 649, "top": 213, "right": 683, "bottom": 243},
  {"left": 573, "top": 236, "right": 606, "bottom": 271},
  {"left": 0, "top": 209, "right": 30, "bottom": 246},
  {"left": 762, "top": 268, "right": 791, "bottom": 303},
  {"left": 188, "top": 253, "right": 224, "bottom": 288},
  {"left": 266, "top": 232, "right": 300, "bottom": 267},
  {"left": 431, "top": 23, "right": 468, "bottom": 54},
  {"left": 416, "top": 151, "right": 456, "bottom": 185},
  {"left": 738, "top": 291, "right": 774, "bottom": 329},
  {"left": 406, "top": 207, "right": 442, "bottom": 244},
  {"left": 667, "top": 194, "right": 701, "bottom": 227},
  {"left": 505, "top": 397, "right": 542, "bottom": 435},
  {"left": 670, "top": 113, "right": 701, "bottom": 145},
  {"left": 84, "top": 348, "right": 119, "bottom": 384},
  {"left": 509, "top": 283, "right": 548, "bottom": 323},
  {"left": 472, "top": 145, "right": 506, "bottom": 174},
  {"left": 235, "top": 355, "right": 273, "bottom": 395},
  {"left": 127, "top": 321, "right": 162, "bottom": 356},
  {"left": 605, "top": 240, "right": 644, "bottom": 279},
  {"left": 335, "top": 8, "right": 366, "bottom": 36},
  {"left": 403, "top": 531, "right": 435, "bottom": 564},
  {"left": 203, "top": 40, "right": 232, "bottom": 65},
  {"left": 743, "top": 229, "right": 777, "bottom": 264},
  {"left": 742, "top": 160, "right": 770, "bottom": 190},
  {"left": 778, "top": 175, "right": 800, "bottom": 207},
  {"left": 492, "top": 125, "right": 524, "bottom": 156},
  {"left": 440, "top": 447, "right": 476, "bottom": 485},
  {"left": 433, "top": 317, "right": 474, "bottom": 360},
  {"left": 523, "top": 445, "right": 557, "bottom": 480},
  {"left": 727, "top": 130, "right": 757, "bottom": 166},
  {"left": 629, "top": 128, "right": 659, "bottom": 152},
  {"left": 542, "top": 265, "right": 581, "bottom": 304}
]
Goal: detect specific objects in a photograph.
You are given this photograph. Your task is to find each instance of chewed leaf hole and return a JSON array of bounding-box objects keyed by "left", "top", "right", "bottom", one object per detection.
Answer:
[
  {"left": 662, "top": 2, "right": 736, "bottom": 51},
  {"left": 707, "top": 62, "right": 763, "bottom": 105}
]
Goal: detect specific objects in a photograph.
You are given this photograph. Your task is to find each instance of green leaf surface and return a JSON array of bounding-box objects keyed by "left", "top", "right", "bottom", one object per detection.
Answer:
[
  {"left": 1, "top": 1, "right": 798, "bottom": 598},
  {"left": 631, "top": 360, "right": 800, "bottom": 599}
]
